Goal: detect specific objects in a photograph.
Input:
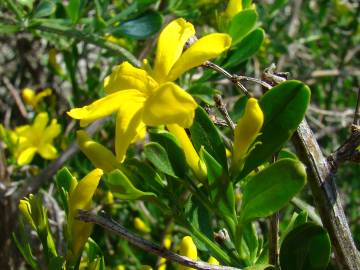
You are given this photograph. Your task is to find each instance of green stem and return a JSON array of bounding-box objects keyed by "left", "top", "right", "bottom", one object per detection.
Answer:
[{"left": 30, "top": 21, "right": 140, "bottom": 67}]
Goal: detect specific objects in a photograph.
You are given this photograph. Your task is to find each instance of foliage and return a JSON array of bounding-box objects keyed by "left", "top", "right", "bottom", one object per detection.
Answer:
[{"left": 0, "top": 0, "right": 358, "bottom": 269}]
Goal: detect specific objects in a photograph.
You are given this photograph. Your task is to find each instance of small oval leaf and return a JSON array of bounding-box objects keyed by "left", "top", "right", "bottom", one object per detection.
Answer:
[
  {"left": 280, "top": 223, "right": 331, "bottom": 270},
  {"left": 33, "top": 0, "right": 56, "bottom": 18},
  {"left": 225, "top": 28, "right": 264, "bottom": 68},
  {"left": 229, "top": 9, "right": 258, "bottom": 45},
  {"left": 239, "top": 159, "right": 306, "bottom": 223},
  {"left": 118, "top": 11, "right": 163, "bottom": 39}
]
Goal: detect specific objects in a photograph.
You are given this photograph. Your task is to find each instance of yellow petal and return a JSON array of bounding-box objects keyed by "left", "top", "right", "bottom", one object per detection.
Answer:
[
  {"left": 153, "top": 18, "right": 195, "bottom": 83},
  {"left": 69, "top": 168, "right": 103, "bottom": 216},
  {"left": 67, "top": 89, "right": 144, "bottom": 127},
  {"left": 38, "top": 143, "right": 58, "bottom": 159},
  {"left": 225, "top": 0, "right": 243, "bottom": 18},
  {"left": 22, "top": 88, "right": 36, "bottom": 107},
  {"left": 232, "top": 98, "right": 263, "bottom": 168},
  {"left": 33, "top": 112, "right": 49, "bottom": 131},
  {"left": 179, "top": 236, "right": 197, "bottom": 270},
  {"left": 143, "top": 82, "right": 197, "bottom": 128},
  {"left": 76, "top": 130, "right": 119, "bottom": 172},
  {"left": 44, "top": 119, "right": 61, "bottom": 141},
  {"left": 34, "top": 88, "right": 52, "bottom": 105},
  {"left": 115, "top": 96, "right": 146, "bottom": 162},
  {"left": 167, "top": 124, "right": 207, "bottom": 180},
  {"left": 17, "top": 147, "right": 37, "bottom": 165},
  {"left": 104, "top": 61, "right": 158, "bottom": 94},
  {"left": 167, "top": 33, "right": 232, "bottom": 81}
]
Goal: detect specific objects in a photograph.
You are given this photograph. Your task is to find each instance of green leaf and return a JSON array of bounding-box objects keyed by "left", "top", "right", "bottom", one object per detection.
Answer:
[
  {"left": 0, "top": 24, "right": 21, "bottom": 33},
  {"left": 188, "top": 84, "right": 219, "bottom": 105},
  {"left": 225, "top": 28, "right": 264, "bottom": 68},
  {"left": 56, "top": 167, "right": 74, "bottom": 192},
  {"left": 200, "top": 148, "right": 236, "bottom": 231},
  {"left": 13, "top": 220, "right": 40, "bottom": 270},
  {"left": 184, "top": 194, "right": 213, "bottom": 251},
  {"left": 124, "top": 158, "right": 166, "bottom": 195},
  {"left": 116, "top": 11, "right": 163, "bottom": 39},
  {"left": 105, "top": 169, "right": 157, "bottom": 201},
  {"left": 149, "top": 129, "right": 188, "bottom": 178},
  {"left": 238, "top": 80, "right": 310, "bottom": 179},
  {"left": 33, "top": 0, "right": 56, "bottom": 18},
  {"left": 144, "top": 142, "right": 177, "bottom": 178},
  {"left": 229, "top": 10, "right": 258, "bottom": 45},
  {"left": 239, "top": 159, "right": 306, "bottom": 223},
  {"left": 67, "top": 0, "right": 81, "bottom": 23},
  {"left": 190, "top": 107, "right": 227, "bottom": 169},
  {"left": 280, "top": 223, "right": 331, "bottom": 270}
]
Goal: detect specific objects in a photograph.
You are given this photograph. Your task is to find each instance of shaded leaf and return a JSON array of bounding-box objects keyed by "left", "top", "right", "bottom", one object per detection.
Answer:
[
  {"left": 33, "top": 0, "right": 56, "bottom": 18},
  {"left": 280, "top": 223, "right": 331, "bottom": 270}
]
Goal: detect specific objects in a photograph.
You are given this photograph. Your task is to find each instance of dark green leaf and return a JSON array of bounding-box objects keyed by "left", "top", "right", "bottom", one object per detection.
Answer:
[
  {"left": 149, "top": 129, "right": 188, "bottom": 178},
  {"left": 225, "top": 28, "right": 264, "bottom": 68},
  {"left": 200, "top": 148, "right": 236, "bottom": 229},
  {"left": 280, "top": 223, "right": 331, "bottom": 270},
  {"left": 239, "top": 80, "right": 310, "bottom": 179},
  {"left": 184, "top": 194, "right": 213, "bottom": 251},
  {"left": 117, "top": 11, "right": 163, "bottom": 39},
  {"left": 239, "top": 159, "right": 306, "bottom": 223},
  {"left": 188, "top": 84, "right": 219, "bottom": 105},
  {"left": 229, "top": 10, "right": 258, "bottom": 45},
  {"left": 144, "top": 142, "right": 177, "bottom": 178},
  {"left": 190, "top": 107, "right": 227, "bottom": 169},
  {"left": 33, "top": 0, "right": 56, "bottom": 18},
  {"left": 105, "top": 169, "right": 157, "bottom": 201}
]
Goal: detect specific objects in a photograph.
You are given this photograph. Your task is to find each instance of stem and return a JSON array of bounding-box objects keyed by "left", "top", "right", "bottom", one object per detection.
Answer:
[
  {"left": 268, "top": 212, "right": 279, "bottom": 267},
  {"left": 76, "top": 210, "right": 240, "bottom": 270},
  {"left": 31, "top": 22, "right": 140, "bottom": 67},
  {"left": 214, "top": 94, "right": 236, "bottom": 131}
]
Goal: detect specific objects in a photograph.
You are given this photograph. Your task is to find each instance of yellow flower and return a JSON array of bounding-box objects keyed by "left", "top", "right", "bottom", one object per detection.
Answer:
[
  {"left": 22, "top": 87, "right": 52, "bottom": 108},
  {"left": 134, "top": 217, "right": 151, "bottom": 234},
  {"left": 12, "top": 112, "right": 61, "bottom": 165},
  {"left": 68, "top": 18, "right": 231, "bottom": 164},
  {"left": 179, "top": 236, "right": 197, "bottom": 270},
  {"left": 208, "top": 256, "right": 220, "bottom": 265},
  {"left": 232, "top": 98, "right": 263, "bottom": 172},
  {"left": 67, "top": 168, "right": 103, "bottom": 264}
]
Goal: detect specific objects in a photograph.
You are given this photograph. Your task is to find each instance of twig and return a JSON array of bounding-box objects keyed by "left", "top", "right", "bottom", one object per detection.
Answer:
[
  {"left": 203, "top": 61, "right": 251, "bottom": 97},
  {"left": 292, "top": 119, "right": 360, "bottom": 270},
  {"left": 214, "top": 95, "right": 235, "bottom": 131},
  {"left": 76, "top": 210, "right": 241, "bottom": 270},
  {"left": 2, "top": 77, "right": 27, "bottom": 119},
  {"left": 268, "top": 212, "right": 279, "bottom": 267}
]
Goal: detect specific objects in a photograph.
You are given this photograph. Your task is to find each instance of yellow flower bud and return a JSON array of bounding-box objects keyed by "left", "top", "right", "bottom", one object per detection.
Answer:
[
  {"left": 208, "top": 256, "right": 220, "bottom": 265},
  {"left": 67, "top": 168, "right": 103, "bottom": 264},
  {"left": 232, "top": 98, "right": 263, "bottom": 172},
  {"left": 115, "top": 265, "right": 125, "bottom": 270},
  {"left": 179, "top": 236, "right": 197, "bottom": 270},
  {"left": 19, "top": 197, "right": 36, "bottom": 229},
  {"left": 158, "top": 234, "right": 172, "bottom": 270},
  {"left": 167, "top": 124, "right": 207, "bottom": 180},
  {"left": 76, "top": 130, "right": 119, "bottom": 172},
  {"left": 225, "top": 0, "right": 243, "bottom": 18},
  {"left": 134, "top": 217, "right": 151, "bottom": 234},
  {"left": 22, "top": 88, "right": 36, "bottom": 107}
]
